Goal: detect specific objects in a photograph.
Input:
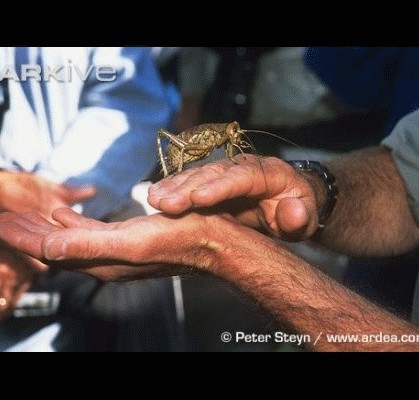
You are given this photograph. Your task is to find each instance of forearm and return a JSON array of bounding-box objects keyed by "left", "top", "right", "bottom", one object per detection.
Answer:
[
  {"left": 314, "top": 146, "right": 419, "bottom": 256},
  {"left": 1, "top": 206, "right": 417, "bottom": 351},
  {"left": 210, "top": 222, "right": 419, "bottom": 351}
]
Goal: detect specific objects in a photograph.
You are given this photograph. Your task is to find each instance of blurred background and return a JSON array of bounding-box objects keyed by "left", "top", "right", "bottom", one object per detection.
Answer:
[
  {"left": 1, "top": 47, "right": 418, "bottom": 352},
  {"left": 169, "top": 47, "right": 419, "bottom": 351}
]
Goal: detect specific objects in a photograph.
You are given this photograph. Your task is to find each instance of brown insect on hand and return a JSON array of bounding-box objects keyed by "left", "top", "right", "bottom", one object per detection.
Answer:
[
  {"left": 157, "top": 122, "right": 251, "bottom": 177},
  {"left": 157, "top": 121, "right": 298, "bottom": 178}
]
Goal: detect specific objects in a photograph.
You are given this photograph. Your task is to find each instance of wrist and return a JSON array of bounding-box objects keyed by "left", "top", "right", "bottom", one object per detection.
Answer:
[
  {"left": 287, "top": 161, "right": 338, "bottom": 228},
  {"left": 196, "top": 214, "right": 271, "bottom": 280},
  {"left": 182, "top": 213, "right": 249, "bottom": 277},
  {"left": 300, "top": 171, "right": 328, "bottom": 221}
]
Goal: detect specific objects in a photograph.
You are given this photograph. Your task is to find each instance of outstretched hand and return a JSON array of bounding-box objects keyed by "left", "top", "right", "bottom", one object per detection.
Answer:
[
  {"left": 0, "top": 208, "right": 243, "bottom": 281},
  {"left": 148, "top": 154, "right": 321, "bottom": 240},
  {"left": 0, "top": 247, "right": 45, "bottom": 320},
  {"left": 0, "top": 172, "right": 96, "bottom": 315},
  {"left": 0, "top": 171, "right": 96, "bottom": 220},
  {"left": 0, "top": 155, "right": 324, "bottom": 283}
]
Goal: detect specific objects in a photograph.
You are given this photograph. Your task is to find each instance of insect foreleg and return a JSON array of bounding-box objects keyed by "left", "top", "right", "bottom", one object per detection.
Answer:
[
  {"left": 238, "top": 140, "right": 255, "bottom": 151},
  {"left": 226, "top": 142, "right": 247, "bottom": 163},
  {"left": 225, "top": 142, "right": 236, "bottom": 161}
]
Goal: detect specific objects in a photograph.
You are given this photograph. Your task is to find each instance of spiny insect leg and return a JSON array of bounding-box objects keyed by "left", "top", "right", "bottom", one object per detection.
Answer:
[
  {"left": 157, "top": 129, "right": 192, "bottom": 177},
  {"left": 157, "top": 129, "right": 171, "bottom": 177},
  {"left": 177, "top": 144, "right": 212, "bottom": 173},
  {"left": 226, "top": 142, "right": 246, "bottom": 164}
]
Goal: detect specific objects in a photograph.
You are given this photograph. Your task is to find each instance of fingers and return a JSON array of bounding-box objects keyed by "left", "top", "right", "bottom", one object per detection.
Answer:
[
  {"left": 259, "top": 196, "right": 318, "bottom": 240},
  {"left": 149, "top": 155, "right": 271, "bottom": 213},
  {"left": 148, "top": 164, "right": 225, "bottom": 211},
  {"left": 51, "top": 207, "right": 109, "bottom": 229},
  {"left": 42, "top": 228, "right": 120, "bottom": 261},
  {"left": 44, "top": 209, "right": 116, "bottom": 260},
  {"left": 59, "top": 185, "right": 97, "bottom": 204},
  {"left": 0, "top": 212, "right": 59, "bottom": 259},
  {"left": 41, "top": 212, "right": 201, "bottom": 263},
  {"left": 150, "top": 167, "right": 200, "bottom": 193},
  {"left": 0, "top": 209, "right": 115, "bottom": 264},
  {"left": 0, "top": 264, "right": 14, "bottom": 306},
  {"left": 150, "top": 155, "right": 321, "bottom": 240},
  {"left": 20, "top": 253, "right": 49, "bottom": 273},
  {"left": 0, "top": 250, "right": 34, "bottom": 318},
  {"left": 275, "top": 197, "right": 314, "bottom": 239}
]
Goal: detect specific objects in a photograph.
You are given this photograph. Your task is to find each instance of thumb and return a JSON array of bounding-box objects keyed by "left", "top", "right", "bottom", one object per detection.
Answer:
[
  {"left": 59, "top": 185, "right": 97, "bottom": 205},
  {"left": 275, "top": 197, "right": 318, "bottom": 240},
  {"left": 42, "top": 229, "right": 118, "bottom": 261},
  {"left": 20, "top": 253, "right": 50, "bottom": 273}
]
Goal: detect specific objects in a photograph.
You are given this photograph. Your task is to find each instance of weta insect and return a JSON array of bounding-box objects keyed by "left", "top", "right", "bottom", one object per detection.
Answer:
[{"left": 158, "top": 121, "right": 292, "bottom": 177}]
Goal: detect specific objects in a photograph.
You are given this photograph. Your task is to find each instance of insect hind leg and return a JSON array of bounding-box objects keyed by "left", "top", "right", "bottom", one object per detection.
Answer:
[
  {"left": 157, "top": 129, "right": 170, "bottom": 177},
  {"left": 157, "top": 129, "right": 194, "bottom": 177}
]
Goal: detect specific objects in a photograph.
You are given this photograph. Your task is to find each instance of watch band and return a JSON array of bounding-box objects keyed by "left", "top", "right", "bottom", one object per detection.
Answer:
[{"left": 287, "top": 160, "right": 338, "bottom": 228}]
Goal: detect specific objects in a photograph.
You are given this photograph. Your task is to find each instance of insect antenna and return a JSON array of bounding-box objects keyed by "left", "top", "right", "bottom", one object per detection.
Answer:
[
  {"left": 242, "top": 129, "right": 301, "bottom": 149},
  {"left": 238, "top": 131, "right": 270, "bottom": 195}
]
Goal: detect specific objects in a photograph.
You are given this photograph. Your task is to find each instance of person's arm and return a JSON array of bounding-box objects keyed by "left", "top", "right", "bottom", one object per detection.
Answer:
[
  {"left": 215, "top": 221, "right": 419, "bottom": 352},
  {"left": 148, "top": 147, "right": 419, "bottom": 257},
  {"left": 0, "top": 208, "right": 417, "bottom": 351},
  {"left": 37, "top": 47, "right": 171, "bottom": 219},
  {"left": 316, "top": 146, "right": 419, "bottom": 256}
]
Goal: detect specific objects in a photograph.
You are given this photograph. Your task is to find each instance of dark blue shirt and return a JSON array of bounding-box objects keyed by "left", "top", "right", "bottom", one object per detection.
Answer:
[{"left": 305, "top": 47, "right": 419, "bottom": 134}]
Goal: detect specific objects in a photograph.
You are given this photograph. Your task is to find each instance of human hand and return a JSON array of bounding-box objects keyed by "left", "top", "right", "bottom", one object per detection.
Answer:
[
  {"left": 0, "top": 208, "right": 244, "bottom": 281},
  {"left": 148, "top": 154, "right": 323, "bottom": 240},
  {"left": 0, "top": 247, "right": 47, "bottom": 320},
  {"left": 0, "top": 171, "right": 96, "bottom": 219}
]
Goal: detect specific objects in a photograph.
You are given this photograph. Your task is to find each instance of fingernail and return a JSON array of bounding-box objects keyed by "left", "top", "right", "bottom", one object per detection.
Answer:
[{"left": 43, "top": 238, "right": 66, "bottom": 261}]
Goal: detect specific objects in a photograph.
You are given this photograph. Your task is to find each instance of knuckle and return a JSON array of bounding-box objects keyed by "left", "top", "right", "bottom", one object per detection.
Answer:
[{"left": 201, "top": 163, "right": 225, "bottom": 176}]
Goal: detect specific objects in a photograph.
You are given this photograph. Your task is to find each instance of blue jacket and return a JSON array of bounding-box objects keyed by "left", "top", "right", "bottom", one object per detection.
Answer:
[
  {"left": 305, "top": 47, "right": 419, "bottom": 133},
  {"left": 0, "top": 47, "right": 171, "bottom": 219}
]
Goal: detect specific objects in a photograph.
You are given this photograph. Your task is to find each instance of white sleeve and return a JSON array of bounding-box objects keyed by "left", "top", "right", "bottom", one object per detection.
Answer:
[{"left": 37, "top": 47, "right": 171, "bottom": 219}]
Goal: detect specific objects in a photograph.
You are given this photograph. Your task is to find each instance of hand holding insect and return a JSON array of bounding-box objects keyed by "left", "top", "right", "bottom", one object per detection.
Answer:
[{"left": 149, "top": 154, "right": 324, "bottom": 241}]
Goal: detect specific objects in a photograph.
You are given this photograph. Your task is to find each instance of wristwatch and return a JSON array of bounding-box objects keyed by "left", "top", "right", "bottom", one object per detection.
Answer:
[{"left": 287, "top": 160, "right": 338, "bottom": 228}]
